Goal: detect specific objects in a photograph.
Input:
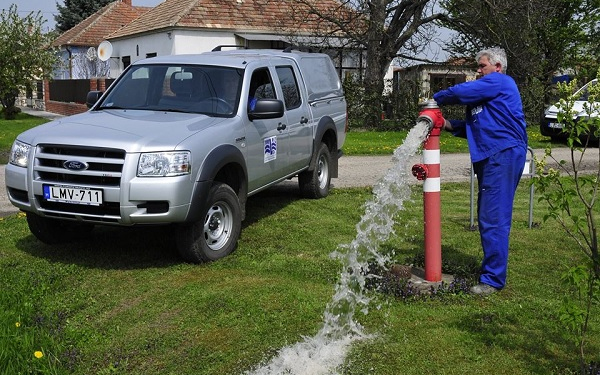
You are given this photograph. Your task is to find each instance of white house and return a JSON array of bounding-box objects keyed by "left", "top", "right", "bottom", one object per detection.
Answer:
[
  {"left": 88, "top": 0, "right": 365, "bottom": 79},
  {"left": 51, "top": 0, "right": 150, "bottom": 79}
]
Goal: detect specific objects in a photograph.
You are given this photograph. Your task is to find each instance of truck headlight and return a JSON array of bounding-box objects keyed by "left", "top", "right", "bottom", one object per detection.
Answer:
[
  {"left": 9, "top": 140, "right": 31, "bottom": 168},
  {"left": 137, "top": 151, "right": 191, "bottom": 177}
]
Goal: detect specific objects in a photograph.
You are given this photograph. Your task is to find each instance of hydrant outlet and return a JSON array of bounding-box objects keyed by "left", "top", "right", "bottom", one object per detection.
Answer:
[
  {"left": 417, "top": 99, "right": 445, "bottom": 137},
  {"left": 412, "top": 164, "right": 428, "bottom": 181}
]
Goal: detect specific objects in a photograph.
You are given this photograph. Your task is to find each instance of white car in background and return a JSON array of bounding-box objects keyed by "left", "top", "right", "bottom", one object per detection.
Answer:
[{"left": 540, "top": 78, "right": 599, "bottom": 141}]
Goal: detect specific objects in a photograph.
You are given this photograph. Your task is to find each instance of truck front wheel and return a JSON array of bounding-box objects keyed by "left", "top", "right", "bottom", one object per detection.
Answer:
[
  {"left": 299, "top": 142, "right": 331, "bottom": 199},
  {"left": 176, "top": 183, "right": 242, "bottom": 263},
  {"left": 26, "top": 212, "right": 94, "bottom": 244}
]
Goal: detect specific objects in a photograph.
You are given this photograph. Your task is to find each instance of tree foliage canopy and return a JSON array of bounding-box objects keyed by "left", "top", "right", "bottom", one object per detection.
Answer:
[
  {"left": 440, "top": 0, "right": 600, "bottom": 90},
  {"left": 438, "top": 0, "right": 600, "bottom": 124},
  {"left": 0, "top": 5, "right": 59, "bottom": 119},
  {"left": 55, "top": 0, "right": 113, "bottom": 32},
  {"left": 291, "top": 0, "right": 447, "bottom": 127}
]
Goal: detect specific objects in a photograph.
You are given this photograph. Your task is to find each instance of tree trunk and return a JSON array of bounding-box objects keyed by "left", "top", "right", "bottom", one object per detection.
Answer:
[
  {"left": 361, "top": 0, "right": 390, "bottom": 129},
  {"left": 363, "top": 59, "right": 390, "bottom": 128},
  {"left": 1, "top": 90, "right": 19, "bottom": 120}
]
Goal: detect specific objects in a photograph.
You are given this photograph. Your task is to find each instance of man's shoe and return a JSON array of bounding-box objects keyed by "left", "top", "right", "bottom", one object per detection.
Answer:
[{"left": 470, "top": 283, "right": 499, "bottom": 296}]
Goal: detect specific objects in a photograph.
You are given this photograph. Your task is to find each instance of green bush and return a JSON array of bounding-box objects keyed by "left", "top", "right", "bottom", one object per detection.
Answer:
[{"left": 344, "top": 73, "right": 547, "bottom": 132}]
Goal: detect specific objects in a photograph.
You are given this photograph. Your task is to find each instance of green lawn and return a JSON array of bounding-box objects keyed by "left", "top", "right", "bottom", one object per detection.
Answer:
[
  {"left": 1, "top": 182, "right": 598, "bottom": 374},
  {"left": 0, "top": 112, "right": 48, "bottom": 164},
  {"left": 1, "top": 112, "right": 595, "bottom": 374},
  {"left": 343, "top": 125, "right": 562, "bottom": 155}
]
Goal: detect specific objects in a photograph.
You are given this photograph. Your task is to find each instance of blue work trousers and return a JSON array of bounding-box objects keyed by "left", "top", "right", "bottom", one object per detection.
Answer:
[{"left": 472, "top": 146, "right": 526, "bottom": 289}]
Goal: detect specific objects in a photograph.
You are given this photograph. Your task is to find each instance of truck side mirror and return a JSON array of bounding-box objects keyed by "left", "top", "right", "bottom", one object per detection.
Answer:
[
  {"left": 86, "top": 91, "right": 103, "bottom": 108},
  {"left": 248, "top": 99, "right": 284, "bottom": 120}
]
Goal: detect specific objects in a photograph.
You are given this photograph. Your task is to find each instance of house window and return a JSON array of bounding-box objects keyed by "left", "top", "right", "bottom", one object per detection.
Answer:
[
  {"left": 122, "top": 56, "right": 131, "bottom": 69},
  {"left": 270, "top": 41, "right": 286, "bottom": 49},
  {"left": 323, "top": 48, "right": 365, "bottom": 81},
  {"left": 146, "top": 53, "right": 157, "bottom": 58},
  {"left": 430, "top": 74, "right": 465, "bottom": 92}
]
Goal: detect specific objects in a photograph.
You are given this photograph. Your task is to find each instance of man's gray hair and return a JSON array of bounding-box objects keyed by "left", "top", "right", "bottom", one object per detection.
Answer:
[{"left": 476, "top": 47, "right": 507, "bottom": 72}]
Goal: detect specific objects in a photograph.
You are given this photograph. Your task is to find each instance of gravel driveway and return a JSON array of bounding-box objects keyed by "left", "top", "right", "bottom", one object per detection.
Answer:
[
  {"left": 2, "top": 147, "right": 597, "bottom": 217},
  {"left": 334, "top": 147, "right": 598, "bottom": 188}
]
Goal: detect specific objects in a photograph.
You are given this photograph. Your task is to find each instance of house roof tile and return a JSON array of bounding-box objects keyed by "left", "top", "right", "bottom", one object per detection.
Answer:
[
  {"left": 52, "top": 1, "right": 151, "bottom": 47},
  {"left": 108, "top": 0, "right": 348, "bottom": 39}
]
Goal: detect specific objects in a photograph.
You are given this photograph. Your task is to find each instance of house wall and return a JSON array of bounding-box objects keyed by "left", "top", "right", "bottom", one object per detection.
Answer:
[
  {"left": 109, "top": 30, "right": 238, "bottom": 77},
  {"left": 55, "top": 49, "right": 71, "bottom": 79},
  {"left": 172, "top": 30, "right": 237, "bottom": 54},
  {"left": 109, "top": 33, "right": 172, "bottom": 77},
  {"left": 55, "top": 46, "right": 111, "bottom": 79},
  {"left": 383, "top": 63, "right": 394, "bottom": 95}
]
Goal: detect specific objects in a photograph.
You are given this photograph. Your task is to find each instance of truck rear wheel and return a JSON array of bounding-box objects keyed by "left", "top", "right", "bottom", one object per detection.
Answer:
[
  {"left": 176, "top": 183, "right": 242, "bottom": 263},
  {"left": 299, "top": 142, "right": 331, "bottom": 199},
  {"left": 26, "top": 212, "right": 94, "bottom": 244}
]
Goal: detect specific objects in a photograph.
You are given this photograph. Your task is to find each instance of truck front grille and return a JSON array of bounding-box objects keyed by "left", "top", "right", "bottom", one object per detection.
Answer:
[
  {"left": 34, "top": 144, "right": 125, "bottom": 186},
  {"left": 32, "top": 145, "right": 126, "bottom": 221}
]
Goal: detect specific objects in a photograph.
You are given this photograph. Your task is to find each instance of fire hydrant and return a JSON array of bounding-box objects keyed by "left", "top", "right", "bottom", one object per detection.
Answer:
[{"left": 412, "top": 99, "right": 445, "bottom": 282}]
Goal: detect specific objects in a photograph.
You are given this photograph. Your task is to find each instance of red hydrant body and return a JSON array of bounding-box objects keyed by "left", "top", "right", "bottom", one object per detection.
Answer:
[{"left": 413, "top": 100, "right": 445, "bottom": 282}]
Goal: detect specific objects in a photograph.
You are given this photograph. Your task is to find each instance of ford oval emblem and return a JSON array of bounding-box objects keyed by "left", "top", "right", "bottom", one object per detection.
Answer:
[{"left": 63, "top": 160, "right": 89, "bottom": 171}]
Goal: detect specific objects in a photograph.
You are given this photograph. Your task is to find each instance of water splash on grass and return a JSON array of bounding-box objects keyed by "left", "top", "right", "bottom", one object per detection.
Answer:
[{"left": 247, "top": 121, "right": 431, "bottom": 375}]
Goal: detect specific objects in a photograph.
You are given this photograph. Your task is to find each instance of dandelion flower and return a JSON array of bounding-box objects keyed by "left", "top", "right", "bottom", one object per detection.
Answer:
[
  {"left": 34, "top": 351, "right": 43, "bottom": 359},
  {"left": 15, "top": 322, "right": 20, "bottom": 328}
]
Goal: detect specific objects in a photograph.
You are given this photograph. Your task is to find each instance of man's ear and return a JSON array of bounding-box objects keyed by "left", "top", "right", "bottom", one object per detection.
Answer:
[{"left": 495, "top": 63, "right": 502, "bottom": 73}]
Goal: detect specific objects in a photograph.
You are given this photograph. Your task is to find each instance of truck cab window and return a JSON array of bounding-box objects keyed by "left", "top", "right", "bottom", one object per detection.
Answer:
[
  {"left": 276, "top": 66, "right": 301, "bottom": 109},
  {"left": 249, "top": 68, "right": 276, "bottom": 110}
]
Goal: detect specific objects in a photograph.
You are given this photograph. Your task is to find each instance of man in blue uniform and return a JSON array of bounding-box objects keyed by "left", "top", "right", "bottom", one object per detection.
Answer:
[{"left": 433, "top": 47, "right": 528, "bottom": 296}]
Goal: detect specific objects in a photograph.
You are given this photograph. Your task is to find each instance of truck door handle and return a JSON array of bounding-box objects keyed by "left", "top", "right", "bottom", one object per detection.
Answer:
[
  {"left": 300, "top": 116, "right": 309, "bottom": 124},
  {"left": 277, "top": 123, "right": 287, "bottom": 131}
]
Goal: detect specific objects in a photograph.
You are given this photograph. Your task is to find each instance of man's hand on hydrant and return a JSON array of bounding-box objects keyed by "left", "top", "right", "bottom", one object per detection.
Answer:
[{"left": 443, "top": 119, "right": 454, "bottom": 132}]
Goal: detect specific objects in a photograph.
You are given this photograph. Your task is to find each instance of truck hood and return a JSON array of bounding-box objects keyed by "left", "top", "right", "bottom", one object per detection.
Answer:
[
  {"left": 545, "top": 101, "right": 600, "bottom": 119},
  {"left": 16, "top": 109, "right": 228, "bottom": 152}
]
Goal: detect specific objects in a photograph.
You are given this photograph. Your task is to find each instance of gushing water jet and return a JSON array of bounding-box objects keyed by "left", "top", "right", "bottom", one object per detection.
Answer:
[{"left": 246, "top": 113, "right": 435, "bottom": 375}]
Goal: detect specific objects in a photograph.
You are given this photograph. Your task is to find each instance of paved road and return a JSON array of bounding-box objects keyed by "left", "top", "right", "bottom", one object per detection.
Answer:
[{"left": 332, "top": 147, "right": 599, "bottom": 189}]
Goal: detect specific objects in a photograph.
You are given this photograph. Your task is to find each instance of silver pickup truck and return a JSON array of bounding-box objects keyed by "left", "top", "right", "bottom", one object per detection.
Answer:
[{"left": 5, "top": 48, "right": 347, "bottom": 262}]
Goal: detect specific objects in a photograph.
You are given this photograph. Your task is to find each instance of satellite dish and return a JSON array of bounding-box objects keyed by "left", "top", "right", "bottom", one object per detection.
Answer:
[
  {"left": 97, "top": 40, "right": 113, "bottom": 61},
  {"left": 86, "top": 47, "right": 97, "bottom": 61}
]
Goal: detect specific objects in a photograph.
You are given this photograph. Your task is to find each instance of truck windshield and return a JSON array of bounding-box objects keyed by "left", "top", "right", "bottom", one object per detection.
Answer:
[{"left": 98, "top": 64, "right": 243, "bottom": 116}]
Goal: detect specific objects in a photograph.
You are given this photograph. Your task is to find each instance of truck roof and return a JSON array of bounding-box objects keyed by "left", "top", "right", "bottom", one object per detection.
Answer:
[
  {"left": 132, "top": 48, "right": 343, "bottom": 102},
  {"left": 133, "top": 49, "right": 329, "bottom": 69}
]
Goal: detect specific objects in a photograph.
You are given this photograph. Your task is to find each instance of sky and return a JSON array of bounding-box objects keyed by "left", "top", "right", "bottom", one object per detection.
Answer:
[{"left": 0, "top": 0, "right": 165, "bottom": 31}]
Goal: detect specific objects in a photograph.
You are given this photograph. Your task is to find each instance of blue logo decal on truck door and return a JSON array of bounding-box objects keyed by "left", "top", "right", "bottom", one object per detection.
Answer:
[{"left": 264, "top": 136, "right": 277, "bottom": 163}]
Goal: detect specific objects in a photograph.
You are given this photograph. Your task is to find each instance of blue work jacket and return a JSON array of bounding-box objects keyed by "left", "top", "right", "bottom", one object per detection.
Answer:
[{"left": 433, "top": 72, "right": 528, "bottom": 162}]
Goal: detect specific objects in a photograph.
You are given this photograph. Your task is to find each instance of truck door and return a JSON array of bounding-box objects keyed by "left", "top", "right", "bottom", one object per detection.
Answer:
[
  {"left": 245, "top": 67, "right": 289, "bottom": 192},
  {"left": 275, "top": 65, "right": 313, "bottom": 174}
]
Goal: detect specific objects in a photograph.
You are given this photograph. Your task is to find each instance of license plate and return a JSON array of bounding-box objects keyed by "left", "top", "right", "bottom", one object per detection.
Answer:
[
  {"left": 43, "top": 185, "right": 103, "bottom": 206},
  {"left": 547, "top": 122, "right": 564, "bottom": 129}
]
